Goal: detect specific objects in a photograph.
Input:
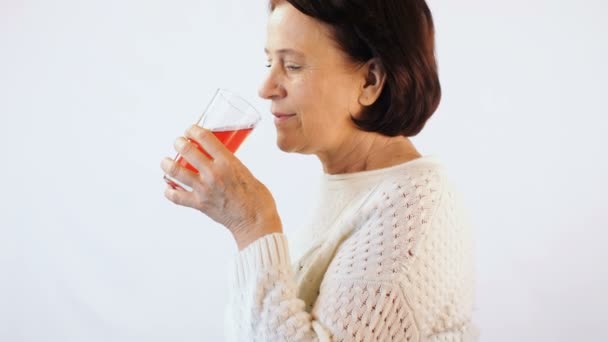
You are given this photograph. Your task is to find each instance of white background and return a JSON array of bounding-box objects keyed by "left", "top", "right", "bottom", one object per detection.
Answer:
[{"left": 1, "top": 0, "right": 607, "bottom": 341}]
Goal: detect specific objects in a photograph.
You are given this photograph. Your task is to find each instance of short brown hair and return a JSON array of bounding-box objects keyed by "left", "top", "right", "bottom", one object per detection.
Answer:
[{"left": 269, "top": 0, "right": 441, "bottom": 137}]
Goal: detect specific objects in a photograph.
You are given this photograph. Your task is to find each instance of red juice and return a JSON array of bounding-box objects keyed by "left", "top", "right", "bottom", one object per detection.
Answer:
[{"left": 164, "top": 126, "right": 254, "bottom": 189}]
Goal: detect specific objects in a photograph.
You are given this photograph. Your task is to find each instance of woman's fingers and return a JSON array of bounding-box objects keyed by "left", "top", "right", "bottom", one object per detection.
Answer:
[
  {"left": 173, "top": 136, "right": 213, "bottom": 176},
  {"left": 161, "top": 157, "right": 200, "bottom": 189},
  {"left": 185, "top": 125, "right": 232, "bottom": 162},
  {"left": 164, "top": 186, "right": 198, "bottom": 208}
]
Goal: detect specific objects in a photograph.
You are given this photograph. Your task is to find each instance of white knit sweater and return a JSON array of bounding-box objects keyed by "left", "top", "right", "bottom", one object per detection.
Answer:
[{"left": 225, "top": 157, "right": 478, "bottom": 341}]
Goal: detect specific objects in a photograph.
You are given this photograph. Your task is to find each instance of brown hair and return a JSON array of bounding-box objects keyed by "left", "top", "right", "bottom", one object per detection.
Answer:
[{"left": 269, "top": 0, "right": 441, "bottom": 137}]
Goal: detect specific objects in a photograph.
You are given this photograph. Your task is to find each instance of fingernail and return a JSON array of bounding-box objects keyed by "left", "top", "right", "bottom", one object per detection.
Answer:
[
  {"left": 161, "top": 158, "right": 171, "bottom": 169},
  {"left": 175, "top": 138, "right": 186, "bottom": 150},
  {"left": 186, "top": 125, "right": 198, "bottom": 135}
]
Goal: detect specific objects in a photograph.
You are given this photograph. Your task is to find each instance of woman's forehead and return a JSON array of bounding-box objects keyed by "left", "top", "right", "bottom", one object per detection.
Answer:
[{"left": 265, "top": 3, "right": 331, "bottom": 57}]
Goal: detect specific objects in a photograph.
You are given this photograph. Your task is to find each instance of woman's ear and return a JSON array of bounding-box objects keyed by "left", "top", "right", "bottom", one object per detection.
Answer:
[{"left": 358, "top": 58, "right": 387, "bottom": 106}]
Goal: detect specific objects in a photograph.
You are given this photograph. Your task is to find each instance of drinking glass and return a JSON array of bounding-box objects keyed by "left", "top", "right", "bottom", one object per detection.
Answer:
[{"left": 163, "top": 88, "right": 261, "bottom": 191}]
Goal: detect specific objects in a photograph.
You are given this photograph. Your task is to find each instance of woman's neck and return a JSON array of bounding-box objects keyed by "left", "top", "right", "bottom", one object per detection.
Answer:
[{"left": 318, "top": 132, "right": 421, "bottom": 175}]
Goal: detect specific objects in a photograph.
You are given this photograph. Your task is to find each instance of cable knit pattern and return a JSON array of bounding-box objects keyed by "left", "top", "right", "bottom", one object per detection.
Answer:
[{"left": 225, "top": 157, "right": 478, "bottom": 341}]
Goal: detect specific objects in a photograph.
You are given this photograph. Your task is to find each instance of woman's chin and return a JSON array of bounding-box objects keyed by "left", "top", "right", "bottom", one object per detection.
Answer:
[
  {"left": 275, "top": 135, "right": 304, "bottom": 154},
  {"left": 276, "top": 138, "right": 294, "bottom": 153}
]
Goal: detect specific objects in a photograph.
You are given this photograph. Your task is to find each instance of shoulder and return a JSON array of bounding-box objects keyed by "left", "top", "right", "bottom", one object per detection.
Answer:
[
  {"left": 327, "top": 159, "right": 467, "bottom": 280},
  {"left": 375, "top": 158, "right": 447, "bottom": 214},
  {"left": 369, "top": 158, "right": 451, "bottom": 235}
]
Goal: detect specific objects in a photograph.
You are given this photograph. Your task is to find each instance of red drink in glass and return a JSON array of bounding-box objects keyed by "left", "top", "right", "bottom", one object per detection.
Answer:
[
  {"left": 164, "top": 126, "right": 254, "bottom": 189},
  {"left": 163, "top": 89, "right": 260, "bottom": 191},
  {"left": 176, "top": 126, "right": 254, "bottom": 173}
]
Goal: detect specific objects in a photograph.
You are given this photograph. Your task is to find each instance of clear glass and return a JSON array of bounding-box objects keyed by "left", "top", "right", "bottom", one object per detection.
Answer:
[{"left": 163, "top": 88, "right": 261, "bottom": 191}]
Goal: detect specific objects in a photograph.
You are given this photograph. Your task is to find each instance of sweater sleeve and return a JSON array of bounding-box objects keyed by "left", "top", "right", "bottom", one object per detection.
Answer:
[{"left": 223, "top": 233, "right": 419, "bottom": 341}]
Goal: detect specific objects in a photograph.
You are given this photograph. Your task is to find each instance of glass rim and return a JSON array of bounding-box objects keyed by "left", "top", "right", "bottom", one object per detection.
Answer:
[{"left": 195, "top": 88, "right": 262, "bottom": 127}]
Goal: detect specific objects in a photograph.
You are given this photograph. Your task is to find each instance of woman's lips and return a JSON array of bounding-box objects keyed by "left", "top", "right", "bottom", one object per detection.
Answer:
[{"left": 273, "top": 113, "right": 296, "bottom": 124}]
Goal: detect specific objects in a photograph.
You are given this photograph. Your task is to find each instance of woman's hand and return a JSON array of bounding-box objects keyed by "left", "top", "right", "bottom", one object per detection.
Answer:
[{"left": 160, "top": 125, "right": 282, "bottom": 250}]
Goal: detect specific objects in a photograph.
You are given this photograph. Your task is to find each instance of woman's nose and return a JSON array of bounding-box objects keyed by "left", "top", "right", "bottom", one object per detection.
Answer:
[{"left": 258, "top": 71, "right": 286, "bottom": 100}]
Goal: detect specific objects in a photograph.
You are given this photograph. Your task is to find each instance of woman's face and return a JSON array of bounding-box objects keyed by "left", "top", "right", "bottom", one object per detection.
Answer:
[{"left": 259, "top": 2, "right": 366, "bottom": 155}]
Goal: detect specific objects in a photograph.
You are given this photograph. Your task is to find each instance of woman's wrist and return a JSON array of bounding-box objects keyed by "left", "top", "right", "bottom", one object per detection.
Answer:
[{"left": 233, "top": 215, "right": 283, "bottom": 251}]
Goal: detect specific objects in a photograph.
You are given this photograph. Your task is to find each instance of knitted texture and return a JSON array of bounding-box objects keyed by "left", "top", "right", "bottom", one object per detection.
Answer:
[{"left": 225, "top": 157, "right": 477, "bottom": 341}]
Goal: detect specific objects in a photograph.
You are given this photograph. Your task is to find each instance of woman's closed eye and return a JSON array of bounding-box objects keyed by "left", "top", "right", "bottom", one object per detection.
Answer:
[
  {"left": 265, "top": 61, "right": 302, "bottom": 72},
  {"left": 285, "top": 64, "right": 302, "bottom": 71}
]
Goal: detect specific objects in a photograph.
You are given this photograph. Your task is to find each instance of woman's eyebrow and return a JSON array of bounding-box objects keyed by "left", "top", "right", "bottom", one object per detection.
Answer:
[{"left": 264, "top": 47, "right": 305, "bottom": 58}]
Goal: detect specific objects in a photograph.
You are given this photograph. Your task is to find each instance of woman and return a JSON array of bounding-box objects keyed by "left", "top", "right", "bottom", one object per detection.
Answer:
[{"left": 160, "top": 0, "right": 477, "bottom": 340}]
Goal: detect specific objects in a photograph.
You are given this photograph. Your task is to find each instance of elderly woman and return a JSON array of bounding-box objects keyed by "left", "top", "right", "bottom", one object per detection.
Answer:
[{"left": 161, "top": 0, "right": 477, "bottom": 340}]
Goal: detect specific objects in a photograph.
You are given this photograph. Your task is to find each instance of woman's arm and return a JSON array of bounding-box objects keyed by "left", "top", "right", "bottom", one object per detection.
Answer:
[{"left": 224, "top": 233, "right": 418, "bottom": 341}]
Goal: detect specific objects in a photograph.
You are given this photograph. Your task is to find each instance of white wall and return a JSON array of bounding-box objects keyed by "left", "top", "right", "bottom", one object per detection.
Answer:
[{"left": 1, "top": 1, "right": 606, "bottom": 341}]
